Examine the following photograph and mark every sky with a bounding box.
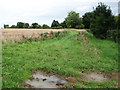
[0,0,119,28]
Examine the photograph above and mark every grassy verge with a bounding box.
[2,30,118,88]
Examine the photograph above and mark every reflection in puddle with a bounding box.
[25,72,67,88]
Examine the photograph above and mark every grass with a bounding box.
[2,30,118,88]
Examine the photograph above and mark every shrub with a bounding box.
[75,25,81,29]
[51,26,63,29]
[80,24,85,29]
[107,30,120,43]
[75,24,85,29]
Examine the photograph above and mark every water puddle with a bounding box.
[24,72,67,88]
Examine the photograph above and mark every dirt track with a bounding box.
[0,29,86,41]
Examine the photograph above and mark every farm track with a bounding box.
[0,29,86,42]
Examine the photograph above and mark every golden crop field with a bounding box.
[1,29,85,42]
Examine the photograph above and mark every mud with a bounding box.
[24,72,67,88]
[84,72,108,82]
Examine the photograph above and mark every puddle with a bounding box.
[84,72,108,82]
[24,72,67,88]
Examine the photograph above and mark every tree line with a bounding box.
[4,2,120,40]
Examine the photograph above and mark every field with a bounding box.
[1,29,85,42]
[2,29,118,88]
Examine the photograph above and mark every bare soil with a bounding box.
[84,72,108,82]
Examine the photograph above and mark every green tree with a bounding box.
[4,24,9,28]
[90,2,115,39]
[24,23,29,28]
[31,23,40,28]
[60,21,67,28]
[42,24,50,29]
[10,25,17,28]
[82,12,94,29]
[65,11,82,28]
[17,22,24,28]
[51,20,60,27]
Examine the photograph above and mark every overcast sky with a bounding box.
[0,0,119,28]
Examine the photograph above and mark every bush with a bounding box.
[75,25,81,29]
[42,24,50,29]
[51,26,63,29]
[86,29,91,33]
[80,24,85,29]
[75,24,85,29]
[107,30,120,43]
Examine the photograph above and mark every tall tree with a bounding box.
[65,11,82,28]
[24,23,29,28]
[82,12,94,29]
[17,22,24,28]
[31,23,40,28]
[90,2,115,39]
[60,21,67,28]
[51,20,60,27]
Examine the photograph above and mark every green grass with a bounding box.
[2,30,118,88]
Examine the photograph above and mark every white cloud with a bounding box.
[0,0,119,28]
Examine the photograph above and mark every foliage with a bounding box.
[90,2,115,39]
[10,25,18,28]
[60,21,67,28]
[31,23,41,29]
[4,24,9,28]
[24,23,29,28]
[51,26,63,29]
[107,30,119,42]
[75,25,81,29]
[75,24,85,29]
[117,14,120,29]
[65,11,82,28]
[51,20,60,27]
[17,22,25,28]
[42,24,50,29]
[82,12,94,29]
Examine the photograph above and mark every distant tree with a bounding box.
[17,22,24,28]
[90,2,115,39]
[38,25,41,28]
[42,24,50,29]
[10,25,17,28]
[4,24,9,28]
[82,12,94,29]
[31,23,40,28]
[51,20,60,27]
[60,21,67,28]
[65,11,82,28]
[24,23,29,28]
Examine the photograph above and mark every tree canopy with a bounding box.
[31,23,41,28]
[17,22,24,28]
[42,24,50,29]
[65,11,82,28]
[82,12,93,29]
[51,20,60,27]
[90,2,115,39]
